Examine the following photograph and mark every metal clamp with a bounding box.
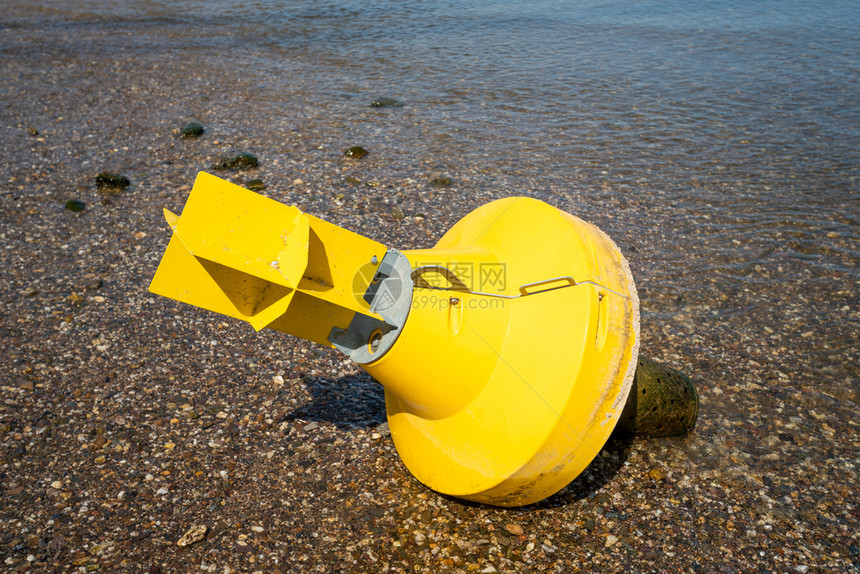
[328,250,414,364]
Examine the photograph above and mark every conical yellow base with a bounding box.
[365,197,640,506]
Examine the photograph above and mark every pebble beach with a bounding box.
[1,1,857,572]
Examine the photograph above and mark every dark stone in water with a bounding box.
[344,146,368,158]
[430,175,452,187]
[95,172,130,189]
[231,153,259,169]
[615,356,699,437]
[370,97,404,108]
[65,200,86,212]
[212,153,259,170]
[180,122,204,138]
[246,179,266,191]
[345,176,361,185]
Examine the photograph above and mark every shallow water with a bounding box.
[4,0,857,397]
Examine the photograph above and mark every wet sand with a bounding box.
[1,5,858,573]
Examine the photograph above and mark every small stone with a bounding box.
[391,208,405,220]
[164,442,176,450]
[370,97,404,108]
[95,172,130,189]
[344,146,368,158]
[176,525,208,547]
[246,179,266,191]
[28,127,39,136]
[303,422,319,431]
[605,534,618,547]
[648,468,665,481]
[47,535,66,553]
[133,530,153,542]
[204,404,224,416]
[212,153,258,170]
[430,175,452,187]
[504,523,524,536]
[51,480,63,489]
[94,455,106,464]
[250,526,264,533]
[234,153,259,168]
[345,176,361,185]
[65,200,86,212]
[272,375,284,386]
[89,540,114,556]
[180,122,204,138]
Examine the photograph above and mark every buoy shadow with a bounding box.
[284,372,387,430]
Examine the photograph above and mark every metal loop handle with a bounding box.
[518,276,577,296]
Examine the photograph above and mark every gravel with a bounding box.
[0,5,856,573]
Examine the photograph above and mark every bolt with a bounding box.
[369,332,383,352]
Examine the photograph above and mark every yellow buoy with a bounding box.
[150,172,639,506]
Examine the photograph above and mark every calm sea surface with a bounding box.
[4,0,859,393]
[14,0,859,187]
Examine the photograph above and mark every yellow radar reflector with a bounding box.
[149,172,639,506]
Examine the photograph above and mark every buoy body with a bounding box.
[150,173,640,506]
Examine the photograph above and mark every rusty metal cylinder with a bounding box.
[616,355,699,437]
